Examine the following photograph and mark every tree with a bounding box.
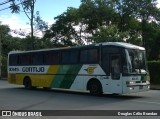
[0,23,23,77]
[44,7,81,46]
[44,0,160,59]
[9,0,36,48]
[78,0,119,43]
[34,11,48,36]
[93,24,129,43]
[0,24,9,77]
[44,0,118,45]
[120,0,159,47]
[142,22,160,60]
[130,0,160,55]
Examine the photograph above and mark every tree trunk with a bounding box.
[31,0,34,49]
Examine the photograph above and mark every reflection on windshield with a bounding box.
[126,49,147,74]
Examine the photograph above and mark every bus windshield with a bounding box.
[126,49,147,74]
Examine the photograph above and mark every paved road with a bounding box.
[0,80,160,119]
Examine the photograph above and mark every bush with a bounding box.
[148,61,160,84]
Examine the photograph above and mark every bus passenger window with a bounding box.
[80,48,98,63]
[32,54,43,65]
[45,52,59,65]
[111,55,120,79]
[70,51,79,64]
[62,51,70,64]
[88,49,98,63]
[80,50,88,63]
[9,54,19,65]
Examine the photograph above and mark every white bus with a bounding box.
[8,42,150,95]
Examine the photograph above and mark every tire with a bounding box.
[88,80,102,95]
[23,77,32,89]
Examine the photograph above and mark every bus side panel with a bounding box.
[18,65,60,87]
[70,64,108,92]
[8,73,17,84]
[29,74,54,87]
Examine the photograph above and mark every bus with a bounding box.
[8,42,150,95]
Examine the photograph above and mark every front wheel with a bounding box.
[88,80,102,95]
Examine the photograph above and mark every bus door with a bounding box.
[110,54,123,94]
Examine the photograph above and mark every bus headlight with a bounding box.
[146,81,150,84]
[129,87,134,90]
[126,81,134,85]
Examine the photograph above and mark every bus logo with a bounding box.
[85,67,96,74]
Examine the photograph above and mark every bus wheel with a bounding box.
[23,77,32,89]
[88,80,102,95]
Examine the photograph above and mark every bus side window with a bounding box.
[80,50,88,63]
[70,51,79,64]
[32,53,43,65]
[9,54,19,66]
[61,51,79,64]
[62,51,70,64]
[44,52,60,65]
[88,49,98,63]
[80,48,98,64]
[52,53,60,64]
[111,55,120,79]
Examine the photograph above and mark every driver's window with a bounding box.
[111,55,120,79]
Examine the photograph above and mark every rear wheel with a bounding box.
[88,80,102,95]
[23,77,32,89]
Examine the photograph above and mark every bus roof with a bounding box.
[100,42,145,50]
[8,42,145,54]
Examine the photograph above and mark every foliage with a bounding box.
[9,0,36,40]
[93,24,129,43]
[0,23,54,77]
[0,24,22,77]
[143,22,160,60]
[34,11,48,35]
[44,0,160,51]
[21,36,55,50]
[1,56,7,77]
[9,0,49,49]
[148,61,160,84]
[44,7,81,46]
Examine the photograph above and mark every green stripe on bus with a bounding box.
[59,65,82,89]
[51,65,70,88]
[51,65,82,89]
